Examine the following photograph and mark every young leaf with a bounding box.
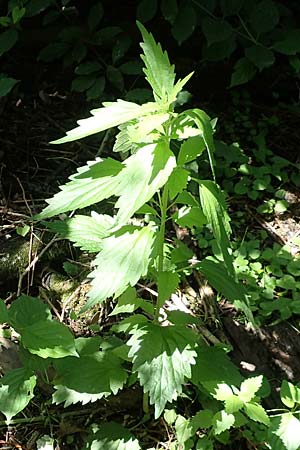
[199,181,234,275]
[127,323,197,418]
[243,402,270,426]
[212,410,235,435]
[114,142,176,226]
[51,100,152,144]
[83,422,141,450]
[273,413,300,450]
[36,158,123,219]
[280,380,300,408]
[53,351,127,406]
[137,21,175,102]
[85,225,156,310]
[21,320,78,359]
[198,257,254,323]
[47,213,115,252]
[0,368,36,423]
[239,375,263,403]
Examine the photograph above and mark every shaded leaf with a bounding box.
[245,46,275,71]
[128,323,197,417]
[202,18,233,46]
[274,29,300,55]
[157,271,179,309]
[167,167,189,199]
[0,299,9,323]
[249,0,279,34]
[0,29,18,56]
[171,4,197,45]
[178,135,206,166]
[88,2,104,31]
[0,77,19,96]
[0,368,36,423]
[83,422,141,450]
[161,0,178,23]
[220,0,244,16]
[106,65,124,91]
[8,295,51,331]
[230,57,257,87]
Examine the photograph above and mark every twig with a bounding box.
[17,235,62,296]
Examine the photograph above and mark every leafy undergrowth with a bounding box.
[1,22,300,450]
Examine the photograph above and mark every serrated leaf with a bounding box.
[214,383,234,401]
[239,375,263,403]
[280,380,300,408]
[198,257,254,323]
[168,167,189,199]
[212,410,235,435]
[274,29,300,55]
[85,225,155,310]
[51,100,150,144]
[199,181,234,275]
[8,295,51,331]
[137,21,175,102]
[21,320,77,359]
[109,287,153,316]
[196,436,214,450]
[136,0,157,23]
[244,402,270,426]
[230,57,257,88]
[0,368,36,423]
[245,46,275,71]
[114,142,176,225]
[0,29,18,56]
[157,271,179,310]
[274,413,300,450]
[225,395,244,413]
[171,4,197,44]
[178,135,206,166]
[249,0,279,34]
[111,314,149,333]
[126,112,169,143]
[47,213,114,252]
[202,18,233,46]
[36,158,123,219]
[127,323,197,418]
[84,422,141,450]
[174,206,206,228]
[53,351,127,406]
[191,410,214,430]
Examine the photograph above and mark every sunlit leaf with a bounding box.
[83,422,141,450]
[212,410,235,435]
[273,413,300,450]
[244,402,270,426]
[239,376,263,403]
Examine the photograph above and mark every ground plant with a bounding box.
[1,21,300,450]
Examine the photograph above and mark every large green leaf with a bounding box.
[51,100,150,144]
[0,368,36,423]
[199,181,234,275]
[36,158,123,219]
[114,142,176,226]
[273,413,300,450]
[53,351,127,406]
[8,295,51,331]
[85,225,156,310]
[137,21,175,102]
[83,422,141,450]
[202,17,233,47]
[47,213,115,252]
[198,257,254,323]
[127,323,198,418]
[21,320,78,359]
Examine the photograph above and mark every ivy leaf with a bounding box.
[47,213,115,252]
[83,422,141,450]
[167,167,189,199]
[137,21,175,102]
[202,18,233,47]
[127,323,198,418]
[245,46,275,71]
[85,225,155,311]
[199,181,234,275]
[212,410,235,435]
[36,158,123,219]
[51,100,152,144]
[178,135,206,166]
[239,375,263,403]
[53,351,127,406]
[0,368,36,423]
[8,295,51,331]
[198,257,254,323]
[21,320,78,359]
[243,402,270,426]
[230,57,257,88]
[114,142,176,226]
[273,413,300,450]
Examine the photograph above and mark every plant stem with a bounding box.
[154,184,169,321]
